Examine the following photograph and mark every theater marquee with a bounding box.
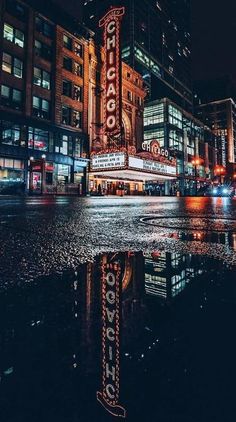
[91,152,126,170]
[99,7,125,136]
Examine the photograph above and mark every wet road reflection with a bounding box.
[0,251,236,422]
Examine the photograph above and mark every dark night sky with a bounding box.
[53,0,236,83]
[191,0,236,82]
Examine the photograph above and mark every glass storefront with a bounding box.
[0,157,25,194]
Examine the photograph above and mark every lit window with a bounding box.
[28,127,49,151]
[74,62,83,77]
[1,85,10,98]
[74,85,82,101]
[3,23,24,47]
[72,110,82,128]
[32,96,50,119]
[2,53,23,78]
[33,67,50,89]
[2,52,11,74]
[74,42,83,57]
[144,103,164,126]
[2,123,20,146]
[55,135,69,155]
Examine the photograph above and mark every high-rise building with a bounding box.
[0,0,91,194]
[144,98,217,195]
[194,77,236,177]
[196,98,236,174]
[83,0,193,110]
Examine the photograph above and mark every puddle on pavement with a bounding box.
[0,251,236,422]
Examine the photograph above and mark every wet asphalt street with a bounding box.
[0,195,236,285]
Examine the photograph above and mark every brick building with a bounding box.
[88,39,151,195]
[0,0,91,194]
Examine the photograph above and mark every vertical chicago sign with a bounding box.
[97,254,126,418]
[99,7,125,139]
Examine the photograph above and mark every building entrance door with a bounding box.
[31,172,42,194]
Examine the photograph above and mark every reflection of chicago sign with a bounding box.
[97,254,126,418]
[99,7,125,136]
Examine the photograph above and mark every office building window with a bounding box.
[3,23,24,48]
[1,122,21,146]
[61,106,71,125]
[2,53,23,78]
[74,62,83,77]
[34,39,52,61]
[28,127,49,151]
[63,56,72,72]
[35,16,53,38]
[6,0,26,20]
[32,96,50,119]
[168,105,182,129]
[74,85,82,101]
[62,80,72,97]
[144,129,164,146]
[1,85,22,110]
[33,67,50,90]
[74,137,81,158]
[72,110,82,128]
[63,34,72,50]
[144,103,164,126]
[74,42,83,57]
[55,135,68,155]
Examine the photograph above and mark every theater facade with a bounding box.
[88,7,177,196]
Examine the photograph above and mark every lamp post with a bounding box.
[191,157,200,196]
[41,154,46,195]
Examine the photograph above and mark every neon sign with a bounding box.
[142,140,174,162]
[97,254,126,418]
[99,7,125,137]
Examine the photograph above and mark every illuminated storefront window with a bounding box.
[2,123,21,146]
[0,157,24,184]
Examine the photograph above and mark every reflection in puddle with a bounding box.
[0,252,236,421]
[168,230,236,249]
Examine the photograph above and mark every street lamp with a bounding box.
[191,157,200,196]
[214,165,226,184]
